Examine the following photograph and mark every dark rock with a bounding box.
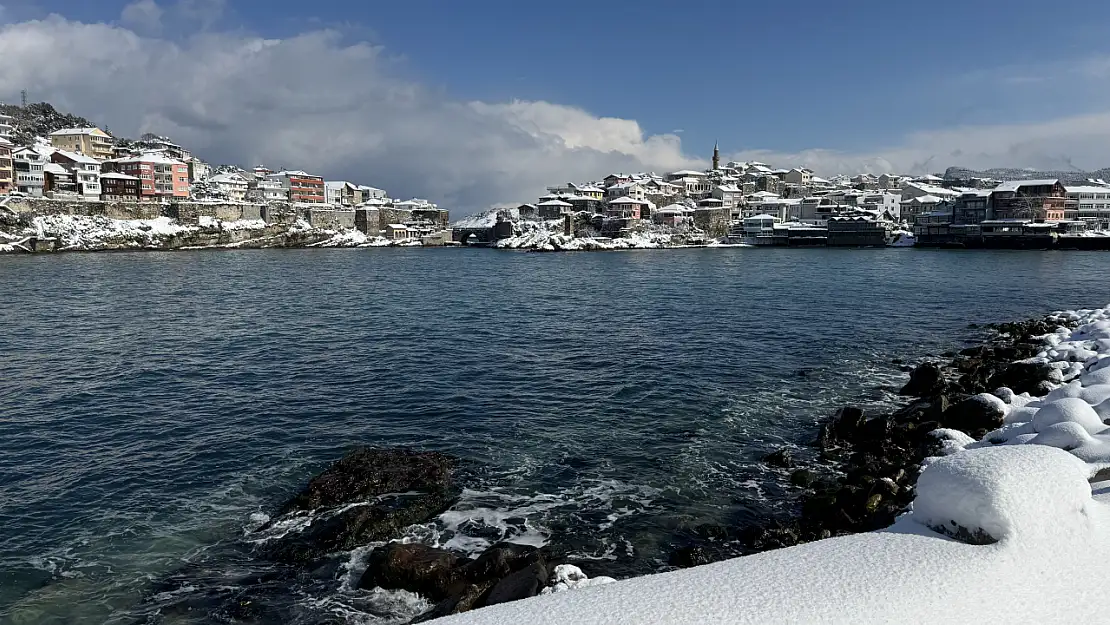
[413,581,497,622]
[941,395,1006,437]
[458,543,541,583]
[261,448,459,564]
[899,362,945,396]
[484,561,548,606]
[762,447,795,468]
[358,543,462,600]
[790,469,817,488]
[277,447,456,515]
[668,545,710,568]
[988,361,1055,396]
[265,490,457,564]
[817,406,866,449]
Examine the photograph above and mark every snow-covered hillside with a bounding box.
[433,305,1110,624]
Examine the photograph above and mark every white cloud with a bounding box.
[0,15,702,214]
[120,0,163,35]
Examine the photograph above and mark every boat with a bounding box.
[887,230,916,247]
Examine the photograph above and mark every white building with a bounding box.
[1066,185,1110,226]
[209,171,250,201]
[248,174,287,202]
[51,149,102,200]
[901,182,959,201]
[783,168,813,185]
[0,108,13,141]
[325,180,359,207]
[711,184,743,211]
[12,146,46,196]
[359,185,388,202]
[605,181,647,201]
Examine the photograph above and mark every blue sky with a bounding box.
[3,0,1110,210]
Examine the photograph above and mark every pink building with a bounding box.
[105,153,190,200]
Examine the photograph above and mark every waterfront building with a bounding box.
[48,127,114,160]
[325,180,359,207]
[989,180,1066,221]
[605,196,647,220]
[0,138,12,194]
[267,170,325,203]
[537,199,573,219]
[1065,185,1110,228]
[104,153,189,200]
[99,172,143,200]
[43,162,79,196]
[12,146,46,196]
[52,150,102,200]
[952,191,991,225]
[209,172,250,201]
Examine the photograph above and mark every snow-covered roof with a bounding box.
[386,223,408,229]
[669,169,707,177]
[1066,186,1110,194]
[538,199,573,207]
[811,176,830,184]
[113,152,184,165]
[993,179,1060,192]
[53,149,99,164]
[210,172,248,184]
[715,184,741,192]
[749,191,781,198]
[49,127,108,137]
[100,172,139,180]
[42,163,68,175]
[914,174,944,181]
[325,180,356,190]
[577,185,604,193]
[745,213,777,220]
[608,197,646,205]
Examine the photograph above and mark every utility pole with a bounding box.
[21,90,27,107]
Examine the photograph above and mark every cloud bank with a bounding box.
[1,3,1108,212]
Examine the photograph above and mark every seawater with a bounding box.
[2,247,1108,623]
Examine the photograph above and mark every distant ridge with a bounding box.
[0,102,99,147]
[943,165,1110,185]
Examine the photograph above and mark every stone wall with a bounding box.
[694,207,730,237]
[412,208,450,229]
[3,197,162,220]
[355,208,381,235]
[307,208,356,230]
[167,201,264,224]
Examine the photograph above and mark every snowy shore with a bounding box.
[0,213,423,253]
[430,305,1110,624]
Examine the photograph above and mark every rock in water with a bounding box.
[277,447,455,514]
[484,561,549,606]
[260,447,458,564]
[899,363,945,397]
[359,543,462,601]
[988,361,1056,395]
[762,447,794,468]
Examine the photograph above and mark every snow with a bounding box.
[21,214,196,249]
[431,304,1110,625]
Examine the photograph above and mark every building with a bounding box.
[0,138,12,194]
[0,108,12,142]
[386,223,414,240]
[248,175,287,202]
[359,185,388,203]
[783,168,813,185]
[606,181,648,201]
[99,172,143,201]
[606,196,647,219]
[48,127,114,160]
[135,133,191,161]
[537,199,573,219]
[52,150,102,200]
[325,181,359,207]
[43,162,79,196]
[1065,185,1110,227]
[187,158,210,183]
[268,170,325,203]
[899,195,944,221]
[104,153,190,200]
[209,171,250,201]
[711,184,743,211]
[901,182,959,201]
[952,191,991,225]
[989,180,1067,221]
[12,147,46,196]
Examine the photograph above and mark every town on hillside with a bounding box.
[473,142,1110,249]
[0,105,450,243]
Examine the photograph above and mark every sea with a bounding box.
[2,247,1108,624]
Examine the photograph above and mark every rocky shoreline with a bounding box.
[668,314,1072,564]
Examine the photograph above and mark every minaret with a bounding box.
[712,140,720,171]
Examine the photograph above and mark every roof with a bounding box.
[43,163,68,175]
[386,223,408,229]
[993,179,1060,192]
[113,152,185,165]
[538,199,573,207]
[608,197,646,205]
[669,169,707,177]
[210,172,248,184]
[325,180,356,190]
[1065,186,1110,194]
[715,184,741,192]
[100,172,139,180]
[53,149,99,164]
[746,214,778,220]
[49,127,108,137]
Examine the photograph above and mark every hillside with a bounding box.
[944,165,1110,185]
[0,102,101,147]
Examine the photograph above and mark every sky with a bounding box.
[2,0,1110,213]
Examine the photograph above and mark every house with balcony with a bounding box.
[989,179,1066,221]
[248,174,287,202]
[537,199,574,219]
[135,133,191,162]
[0,108,13,143]
[12,146,47,197]
[48,127,115,160]
[711,184,743,211]
[606,181,648,201]
[899,194,945,221]
[952,190,991,225]
[358,185,388,204]
[606,196,648,220]
[268,170,325,203]
[0,138,12,194]
[103,153,189,200]
[43,163,79,197]
[209,171,250,201]
[52,150,102,200]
